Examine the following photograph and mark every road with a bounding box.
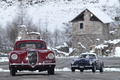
[0,57,120,80]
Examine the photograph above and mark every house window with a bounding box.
[80,23,83,29]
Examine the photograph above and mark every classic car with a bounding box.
[9,40,56,76]
[71,52,104,72]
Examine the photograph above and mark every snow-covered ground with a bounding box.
[114,47,120,57]
[55,67,120,72]
[1,67,120,72]
[0,57,9,62]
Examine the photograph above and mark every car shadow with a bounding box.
[15,72,58,76]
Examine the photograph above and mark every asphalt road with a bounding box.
[0,57,120,80]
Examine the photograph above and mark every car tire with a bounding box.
[48,67,54,75]
[71,68,75,72]
[80,69,84,72]
[92,64,96,72]
[100,64,104,72]
[10,68,16,76]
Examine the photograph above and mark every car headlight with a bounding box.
[11,54,18,60]
[89,61,92,65]
[48,53,55,59]
[71,60,74,64]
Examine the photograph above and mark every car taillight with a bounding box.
[11,54,18,60]
[48,53,55,59]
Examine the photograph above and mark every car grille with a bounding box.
[78,63,89,66]
[28,51,37,66]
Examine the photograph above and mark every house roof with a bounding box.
[71,8,113,24]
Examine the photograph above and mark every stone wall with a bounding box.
[72,21,102,48]
[72,21,103,35]
[72,21,108,49]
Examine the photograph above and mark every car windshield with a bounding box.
[79,54,96,59]
[17,42,45,49]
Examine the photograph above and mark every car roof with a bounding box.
[16,39,45,43]
[81,52,96,55]
[14,39,47,50]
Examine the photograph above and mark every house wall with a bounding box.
[72,21,109,50]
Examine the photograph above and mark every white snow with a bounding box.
[71,7,113,23]
[87,7,113,23]
[0,57,9,62]
[56,67,120,72]
[105,39,120,44]
[95,44,108,49]
[114,47,120,57]
[56,42,68,49]
[1,67,120,72]
[0,0,118,31]
[78,42,86,49]
[104,68,120,72]
[0,68,9,72]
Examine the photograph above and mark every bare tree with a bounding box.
[6,21,19,45]
[62,23,72,47]
[52,28,60,47]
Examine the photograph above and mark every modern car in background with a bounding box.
[71,52,104,72]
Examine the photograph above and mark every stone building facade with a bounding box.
[71,8,113,51]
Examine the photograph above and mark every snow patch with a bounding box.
[0,57,9,62]
[114,47,120,57]
[1,68,120,72]
[0,68,9,72]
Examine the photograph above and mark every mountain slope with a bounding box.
[0,0,119,31]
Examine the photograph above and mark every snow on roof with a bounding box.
[86,8,113,23]
[71,7,113,24]
[104,39,120,44]
[56,43,68,49]
[27,32,40,35]
[95,44,108,49]
[78,42,86,49]
[81,52,96,55]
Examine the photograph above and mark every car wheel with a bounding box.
[10,68,16,76]
[80,69,84,72]
[48,67,54,75]
[92,65,96,72]
[100,64,104,72]
[71,68,75,72]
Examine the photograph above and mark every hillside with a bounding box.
[0,0,119,31]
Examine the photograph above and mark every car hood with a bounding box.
[12,49,51,54]
[73,58,95,64]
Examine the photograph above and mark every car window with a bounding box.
[79,54,96,59]
[17,42,45,49]
[89,54,96,59]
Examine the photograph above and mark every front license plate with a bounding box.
[72,65,78,67]
[80,66,84,68]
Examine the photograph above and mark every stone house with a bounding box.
[71,8,113,51]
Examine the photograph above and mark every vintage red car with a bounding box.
[9,40,56,76]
